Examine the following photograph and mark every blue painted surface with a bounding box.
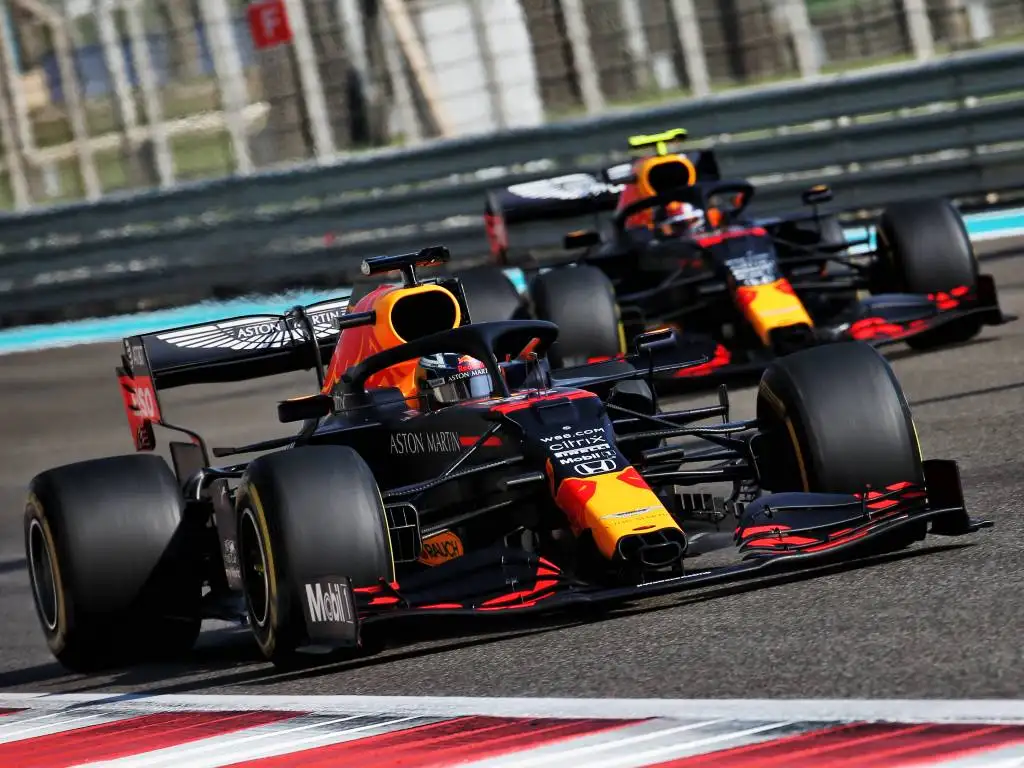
[2,207,1022,356]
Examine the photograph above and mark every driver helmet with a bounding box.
[655,201,705,238]
[415,353,491,409]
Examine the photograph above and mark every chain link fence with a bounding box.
[1,0,1022,210]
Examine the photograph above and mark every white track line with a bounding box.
[462,719,801,768]
[73,713,435,768]
[0,708,142,744]
[2,694,1024,725]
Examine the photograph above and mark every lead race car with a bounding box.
[25,246,992,671]
[461,128,1014,378]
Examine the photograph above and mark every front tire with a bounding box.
[236,445,393,667]
[876,198,981,350]
[756,342,926,549]
[528,266,625,368]
[25,454,202,672]
[757,341,923,494]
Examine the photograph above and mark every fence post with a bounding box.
[617,0,653,91]
[281,0,336,160]
[0,4,34,159]
[45,6,102,199]
[124,0,177,188]
[379,6,421,144]
[669,0,711,97]
[902,0,936,60]
[379,0,456,137]
[780,0,820,78]
[199,0,255,175]
[560,0,605,114]
[466,0,506,131]
[0,39,30,208]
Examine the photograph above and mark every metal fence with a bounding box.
[2,44,1023,327]
[2,0,1024,209]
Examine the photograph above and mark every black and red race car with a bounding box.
[24,247,991,671]
[457,128,1013,381]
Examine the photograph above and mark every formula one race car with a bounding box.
[24,246,992,672]
[460,128,1013,379]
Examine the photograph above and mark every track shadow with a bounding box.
[910,380,1024,408]
[0,559,26,576]
[601,542,974,624]
[2,540,978,698]
[883,335,997,363]
[14,619,582,702]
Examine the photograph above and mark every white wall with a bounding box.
[412,0,545,136]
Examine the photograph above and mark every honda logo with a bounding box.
[574,459,617,476]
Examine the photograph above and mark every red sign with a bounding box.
[248,0,293,49]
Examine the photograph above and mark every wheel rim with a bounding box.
[27,519,59,632]
[239,508,270,629]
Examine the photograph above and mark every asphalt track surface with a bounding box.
[2,239,1023,700]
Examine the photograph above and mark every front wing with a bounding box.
[611,273,1016,388]
[302,460,991,648]
[829,273,1015,348]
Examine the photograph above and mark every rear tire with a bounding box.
[236,445,393,667]
[756,342,926,550]
[528,266,625,368]
[25,454,202,672]
[876,198,981,350]
[453,266,523,323]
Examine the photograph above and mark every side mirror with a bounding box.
[564,230,601,250]
[633,326,676,357]
[278,393,333,423]
[802,184,833,206]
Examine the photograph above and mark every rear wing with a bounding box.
[116,296,351,453]
[485,151,722,266]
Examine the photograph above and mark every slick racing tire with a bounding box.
[453,265,523,323]
[756,342,926,550]
[236,445,394,667]
[876,198,981,350]
[25,454,202,673]
[528,265,626,368]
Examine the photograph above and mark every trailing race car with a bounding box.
[461,128,1013,378]
[24,246,991,672]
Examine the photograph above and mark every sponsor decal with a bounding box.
[725,251,781,287]
[574,458,618,476]
[134,383,159,422]
[507,174,622,201]
[600,506,662,520]
[125,340,147,371]
[390,431,462,455]
[156,299,348,351]
[541,427,618,468]
[418,530,464,567]
[300,577,358,645]
[301,581,354,626]
[560,449,618,466]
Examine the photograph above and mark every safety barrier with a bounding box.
[2,46,1024,326]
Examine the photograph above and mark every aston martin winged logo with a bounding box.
[156,298,350,351]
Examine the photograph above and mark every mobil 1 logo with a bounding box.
[540,425,620,469]
[300,576,358,645]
